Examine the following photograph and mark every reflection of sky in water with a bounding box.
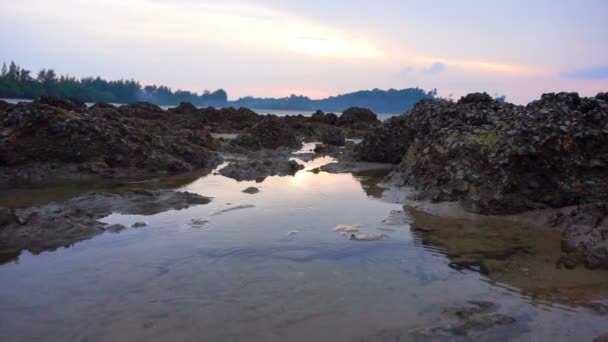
[1,157,608,341]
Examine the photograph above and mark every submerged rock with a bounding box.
[0,190,211,255]
[409,301,516,338]
[349,232,385,241]
[381,210,410,225]
[551,203,608,269]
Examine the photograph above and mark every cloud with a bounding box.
[0,0,383,60]
[422,62,446,75]
[560,66,608,79]
[401,61,447,77]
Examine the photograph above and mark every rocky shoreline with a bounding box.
[1,92,608,270]
[358,92,608,268]
[0,190,211,262]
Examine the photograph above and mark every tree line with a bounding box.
[0,61,228,106]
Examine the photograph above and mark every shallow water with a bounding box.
[1,152,607,341]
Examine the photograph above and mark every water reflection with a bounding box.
[1,156,608,341]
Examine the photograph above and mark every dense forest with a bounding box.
[229,88,437,113]
[1,61,439,112]
[0,61,227,106]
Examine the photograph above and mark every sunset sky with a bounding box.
[1,0,607,103]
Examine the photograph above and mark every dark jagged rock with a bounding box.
[457,92,496,104]
[236,115,301,150]
[89,102,116,111]
[337,107,379,126]
[169,101,198,114]
[0,99,219,184]
[199,106,260,131]
[0,99,13,113]
[34,95,88,113]
[325,112,338,125]
[311,110,326,122]
[118,101,165,119]
[320,126,345,146]
[311,110,338,125]
[357,115,412,163]
[373,92,608,215]
[0,190,211,256]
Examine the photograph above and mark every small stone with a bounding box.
[131,222,148,228]
[105,224,126,233]
[242,187,260,194]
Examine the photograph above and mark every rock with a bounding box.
[409,301,516,338]
[333,224,360,232]
[357,115,413,163]
[457,92,495,104]
[372,92,608,215]
[118,101,165,119]
[0,207,14,226]
[105,224,126,233]
[0,190,211,254]
[349,232,385,241]
[219,160,303,182]
[242,187,260,194]
[595,333,608,342]
[308,110,338,125]
[337,107,379,127]
[551,203,608,268]
[170,102,198,114]
[236,115,301,150]
[34,95,87,112]
[131,222,148,228]
[0,97,220,184]
[199,106,260,131]
[188,219,209,227]
[320,126,346,146]
[381,210,410,225]
[586,302,608,316]
[309,162,394,174]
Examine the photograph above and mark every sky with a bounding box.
[1,0,607,103]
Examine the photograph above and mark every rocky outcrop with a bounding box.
[199,106,260,131]
[373,92,608,215]
[337,107,379,127]
[0,190,211,256]
[357,115,412,163]
[311,110,338,125]
[236,115,301,150]
[169,101,198,114]
[0,97,220,184]
[34,95,88,112]
[320,126,346,146]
